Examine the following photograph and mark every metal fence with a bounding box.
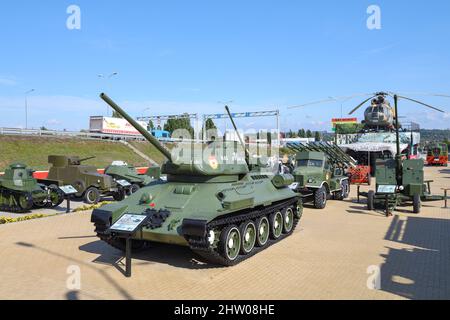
[0,127,148,141]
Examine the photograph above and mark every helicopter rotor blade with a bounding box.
[287,93,372,109]
[396,95,445,113]
[390,92,450,98]
[348,95,377,115]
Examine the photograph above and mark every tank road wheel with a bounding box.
[413,194,421,214]
[269,211,283,239]
[283,207,295,233]
[239,221,257,254]
[219,225,241,263]
[314,186,327,209]
[367,190,375,211]
[255,216,270,247]
[84,187,100,204]
[49,185,64,207]
[18,194,33,211]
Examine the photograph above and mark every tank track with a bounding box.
[0,190,33,213]
[186,197,301,266]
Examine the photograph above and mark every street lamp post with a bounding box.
[98,72,118,116]
[24,89,35,129]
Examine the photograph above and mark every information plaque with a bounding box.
[116,179,131,187]
[377,185,397,194]
[110,214,148,234]
[59,185,78,195]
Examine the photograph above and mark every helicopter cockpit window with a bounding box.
[297,159,323,167]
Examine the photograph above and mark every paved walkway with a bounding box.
[0,166,448,300]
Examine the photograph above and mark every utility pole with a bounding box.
[98,72,118,116]
[24,89,35,129]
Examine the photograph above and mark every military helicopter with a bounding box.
[289,91,449,132]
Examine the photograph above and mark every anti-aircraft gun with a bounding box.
[0,163,64,213]
[91,93,302,266]
[38,155,127,204]
[286,142,357,209]
[357,94,446,215]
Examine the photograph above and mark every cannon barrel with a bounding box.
[79,156,96,162]
[100,93,172,161]
[225,105,250,166]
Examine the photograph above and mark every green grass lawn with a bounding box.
[0,136,161,171]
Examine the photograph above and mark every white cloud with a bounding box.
[0,77,17,86]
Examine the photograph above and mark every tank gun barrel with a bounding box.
[79,156,96,162]
[225,105,250,167]
[100,93,172,162]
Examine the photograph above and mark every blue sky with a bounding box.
[1,0,450,131]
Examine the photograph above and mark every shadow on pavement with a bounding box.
[380,215,450,299]
[79,240,221,270]
[15,241,134,300]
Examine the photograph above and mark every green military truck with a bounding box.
[287,142,356,209]
[38,155,127,204]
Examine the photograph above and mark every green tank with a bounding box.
[91,94,303,266]
[104,161,161,194]
[0,163,64,213]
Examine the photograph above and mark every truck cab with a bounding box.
[290,151,349,209]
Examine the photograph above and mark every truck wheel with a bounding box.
[130,184,140,194]
[84,187,100,204]
[314,186,327,209]
[367,190,375,210]
[113,191,125,201]
[413,194,421,214]
[342,180,350,199]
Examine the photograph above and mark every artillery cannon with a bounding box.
[91,93,302,266]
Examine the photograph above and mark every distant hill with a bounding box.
[420,129,450,144]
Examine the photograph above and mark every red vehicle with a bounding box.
[426,143,448,166]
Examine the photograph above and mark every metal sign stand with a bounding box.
[58,185,78,213]
[108,214,149,278]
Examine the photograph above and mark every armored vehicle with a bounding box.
[104,161,161,194]
[0,163,64,213]
[286,142,356,209]
[39,156,126,204]
[92,94,302,266]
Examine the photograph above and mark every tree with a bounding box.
[147,120,155,131]
[298,129,306,138]
[203,118,218,140]
[335,123,364,134]
[164,115,194,138]
[306,130,312,138]
[314,131,321,141]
